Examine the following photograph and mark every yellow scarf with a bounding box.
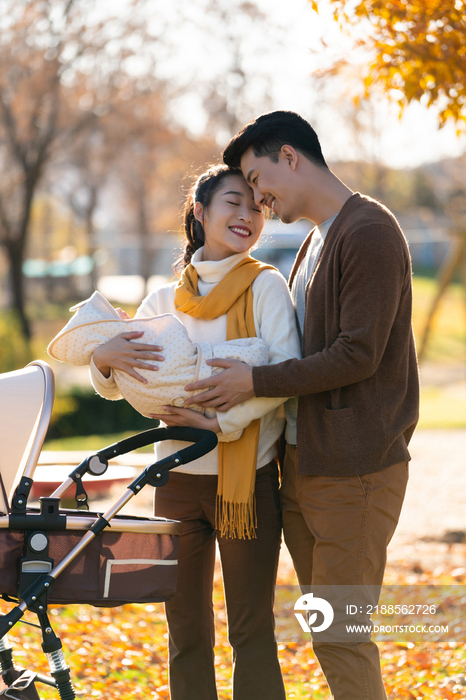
[174,256,275,538]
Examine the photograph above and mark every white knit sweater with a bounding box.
[90,249,301,474]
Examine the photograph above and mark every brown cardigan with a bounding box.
[252,193,420,476]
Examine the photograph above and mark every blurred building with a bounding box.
[395,212,453,274]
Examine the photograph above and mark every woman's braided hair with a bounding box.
[175,164,242,272]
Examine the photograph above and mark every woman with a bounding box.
[90,164,301,700]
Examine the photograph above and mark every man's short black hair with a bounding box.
[223,110,328,169]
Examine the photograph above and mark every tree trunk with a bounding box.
[137,186,153,298]
[5,239,31,341]
[85,185,98,293]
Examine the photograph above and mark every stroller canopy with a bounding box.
[0,362,53,515]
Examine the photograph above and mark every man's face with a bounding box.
[240,146,299,224]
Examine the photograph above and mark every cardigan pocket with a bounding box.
[323,406,357,460]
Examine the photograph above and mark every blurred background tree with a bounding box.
[0,0,164,340]
[321,0,466,126]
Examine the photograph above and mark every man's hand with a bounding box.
[184,359,254,412]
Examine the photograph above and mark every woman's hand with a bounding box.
[93,331,164,383]
[150,406,220,433]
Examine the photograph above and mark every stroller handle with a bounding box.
[49,427,218,504]
[98,426,218,465]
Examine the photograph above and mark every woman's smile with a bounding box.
[229,225,252,237]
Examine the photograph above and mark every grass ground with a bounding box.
[43,432,155,452]
[412,277,466,428]
[411,277,466,365]
[419,386,466,428]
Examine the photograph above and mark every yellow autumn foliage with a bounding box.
[316,0,466,127]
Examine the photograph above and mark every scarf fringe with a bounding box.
[215,493,257,539]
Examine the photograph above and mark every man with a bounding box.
[185,110,420,700]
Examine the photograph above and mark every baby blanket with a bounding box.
[47,291,269,423]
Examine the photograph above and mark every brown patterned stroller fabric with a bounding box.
[0,513,180,607]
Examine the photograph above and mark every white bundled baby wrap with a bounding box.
[47,292,269,425]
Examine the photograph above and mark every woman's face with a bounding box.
[195,174,264,261]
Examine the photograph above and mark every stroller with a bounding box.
[0,360,217,699]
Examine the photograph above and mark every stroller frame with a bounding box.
[0,360,217,699]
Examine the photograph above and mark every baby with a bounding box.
[48,291,269,420]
